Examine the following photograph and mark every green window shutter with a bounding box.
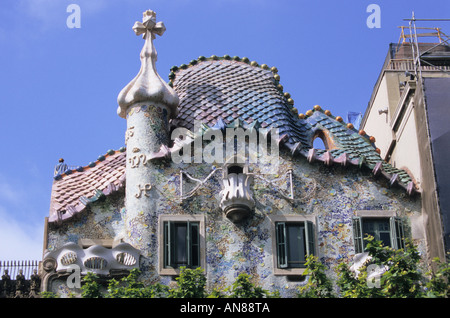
[186,222,200,268]
[164,221,174,268]
[352,217,364,253]
[276,222,288,268]
[305,221,315,256]
[192,223,201,267]
[186,221,191,267]
[390,216,405,250]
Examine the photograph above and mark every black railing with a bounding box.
[0,260,41,298]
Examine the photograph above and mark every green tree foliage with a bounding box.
[335,235,449,298]
[74,238,448,298]
[425,257,450,298]
[380,239,423,297]
[107,268,169,298]
[297,255,335,298]
[81,271,102,298]
[79,267,279,298]
[227,272,279,298]
[41,291,59,298]
[168,267,207,298]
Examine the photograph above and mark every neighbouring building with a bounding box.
[3,11,435,298]
[360,25,450,263]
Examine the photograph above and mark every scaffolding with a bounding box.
[399,13,450,79]
[398,26,447,44]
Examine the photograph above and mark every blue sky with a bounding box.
[0,0,449,261]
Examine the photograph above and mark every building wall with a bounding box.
[385,72,403,117]
[390,97,422,188]
[420,77,450,256]
[361,54,450,262]
[45,148,423,297]
[45,190,126,252]
[362,75,394,160]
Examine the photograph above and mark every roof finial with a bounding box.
[132,10,166,40]
[117,10,178,119]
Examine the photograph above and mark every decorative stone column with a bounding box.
[117,10,179,257]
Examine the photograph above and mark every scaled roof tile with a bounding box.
[49,149,126,225]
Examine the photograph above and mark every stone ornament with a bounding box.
[135,183,152,198]
[0,270,11,297]
[129,153,149,168]
[117,10,179,119]
[43,242,141,276]
[29,270,41,298]
[132,10,166,39]
[14,270,25,298]
[0,266,41,298]
[219,163,255,223]
[125,126,135,144]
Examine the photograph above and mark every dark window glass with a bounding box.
[164,221,200,269]
[286,223,306,268]
[362,218,391,248]
[276,222,314,269]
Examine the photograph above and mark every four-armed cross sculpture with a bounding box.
[132,10,166,39]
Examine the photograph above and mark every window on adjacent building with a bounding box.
[352,216,405,253]
[163,221,200,269]
[275,221,315,269]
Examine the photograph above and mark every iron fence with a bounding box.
[0,260,40,298]
[0,260,39,279]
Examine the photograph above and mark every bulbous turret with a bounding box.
[117,10,178,119]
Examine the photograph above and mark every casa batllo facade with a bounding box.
[37,10,426,298]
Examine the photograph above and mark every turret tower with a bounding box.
[117,10,179,257]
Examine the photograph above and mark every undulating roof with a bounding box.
[170,55,416,193]
[48,55,417,225]
[169,56,314,148]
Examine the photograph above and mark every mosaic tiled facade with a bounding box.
[42,10,426,297]
[45,147,423,297]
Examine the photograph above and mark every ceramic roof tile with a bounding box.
[169,56,417,195]
[49,149,126,224]
[170,58,301,144]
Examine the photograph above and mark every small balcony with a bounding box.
[219,164,255,223]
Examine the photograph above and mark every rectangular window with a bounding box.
[352,216,405,253]
[363,218,391,247]
[275,221,315,269]
[163,221,200,269]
